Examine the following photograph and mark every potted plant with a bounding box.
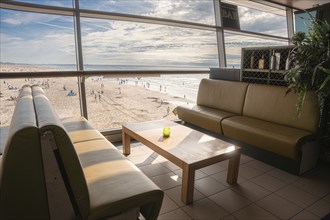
[285,13,330,162]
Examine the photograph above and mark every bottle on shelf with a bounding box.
[270,50,276,70]
[250,52,255,69]
[285,50,291,70]
[258,54,265,69]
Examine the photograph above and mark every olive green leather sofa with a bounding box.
[176,79,320,175]
[0,85,163,220]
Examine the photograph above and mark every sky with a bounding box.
[0,0,289,69]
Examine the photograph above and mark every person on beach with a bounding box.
[94,94,97,102]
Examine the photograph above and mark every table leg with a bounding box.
[227,150,241,184]
[181,164,195,204]
[122,128,131,156]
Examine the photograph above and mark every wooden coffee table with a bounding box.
[122,120,241,204]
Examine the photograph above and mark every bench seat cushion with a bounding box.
[176,105,235,134]
[62,117,105,144]
[73,139,163,220]
[222,116,314,159]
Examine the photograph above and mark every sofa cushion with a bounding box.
[73,139,163,220]
[176,105,235,134]
[243,84,319,133]
[62,117,105,144]
[222,116,314,159]
[197,79,248,115]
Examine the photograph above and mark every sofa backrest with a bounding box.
[243,83,320,133]
[32,85,90,219]
[0,85,49,219]
[197,79,249,115]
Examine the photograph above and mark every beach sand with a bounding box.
[0,63,193,131]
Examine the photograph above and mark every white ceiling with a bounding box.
[263,0,329,10]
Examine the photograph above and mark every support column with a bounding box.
[286,8,294,45]
[214,0,226,67]
[73,0,88,119]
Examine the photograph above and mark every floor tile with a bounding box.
[127,154,155,167]
[246,160,275,172]
[174,169,207,181]
[159,194,179,215]
[211,170,247,187]
[238,164,263,180]
[239,154,254,164]
[231,180,271,202]
[275,185,318,208]
[199,163,225,175]
[256,194,302,219]
[158,208,192,219]
[293,175,330,198]
[157,160,180,171]
[267,168,299,184]
[139,163,171,177]
[233,204,279,220]
[250,173,287,191]
[182,198,228,220]
[290,210,320,220]
[194,176,228,196]
[165,186,205,207]
[151,172,181,190]
[222,215,238,220]
[209,189,251,213]
[306,198,330,218]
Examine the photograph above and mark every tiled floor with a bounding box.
[118,143,330,220]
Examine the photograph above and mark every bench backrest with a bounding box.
[32,85,90,219]
[197,79,249,115]
[243,83,320,133]
[0,85,49,219]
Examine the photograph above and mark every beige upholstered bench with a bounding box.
[0,85,163,220]
[176,79,320,175]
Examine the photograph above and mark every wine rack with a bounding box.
[240,46,294,86]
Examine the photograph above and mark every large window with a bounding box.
[0,0,291,131]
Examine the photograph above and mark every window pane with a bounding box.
[0,9,76,70]
[222,1,287,37]
[85,73,208,131]
[79,0,215,25]
[11,0,73,8]
[224,33,287,68]
[81,18,218,69]
[0,74,80,126]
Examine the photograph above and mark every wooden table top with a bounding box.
[123,120,240,167]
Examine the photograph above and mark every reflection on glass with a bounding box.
[224,33,287,68]
[79,0,215,25]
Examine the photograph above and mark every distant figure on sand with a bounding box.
[67,90,76,96]
[63,85,66,90]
